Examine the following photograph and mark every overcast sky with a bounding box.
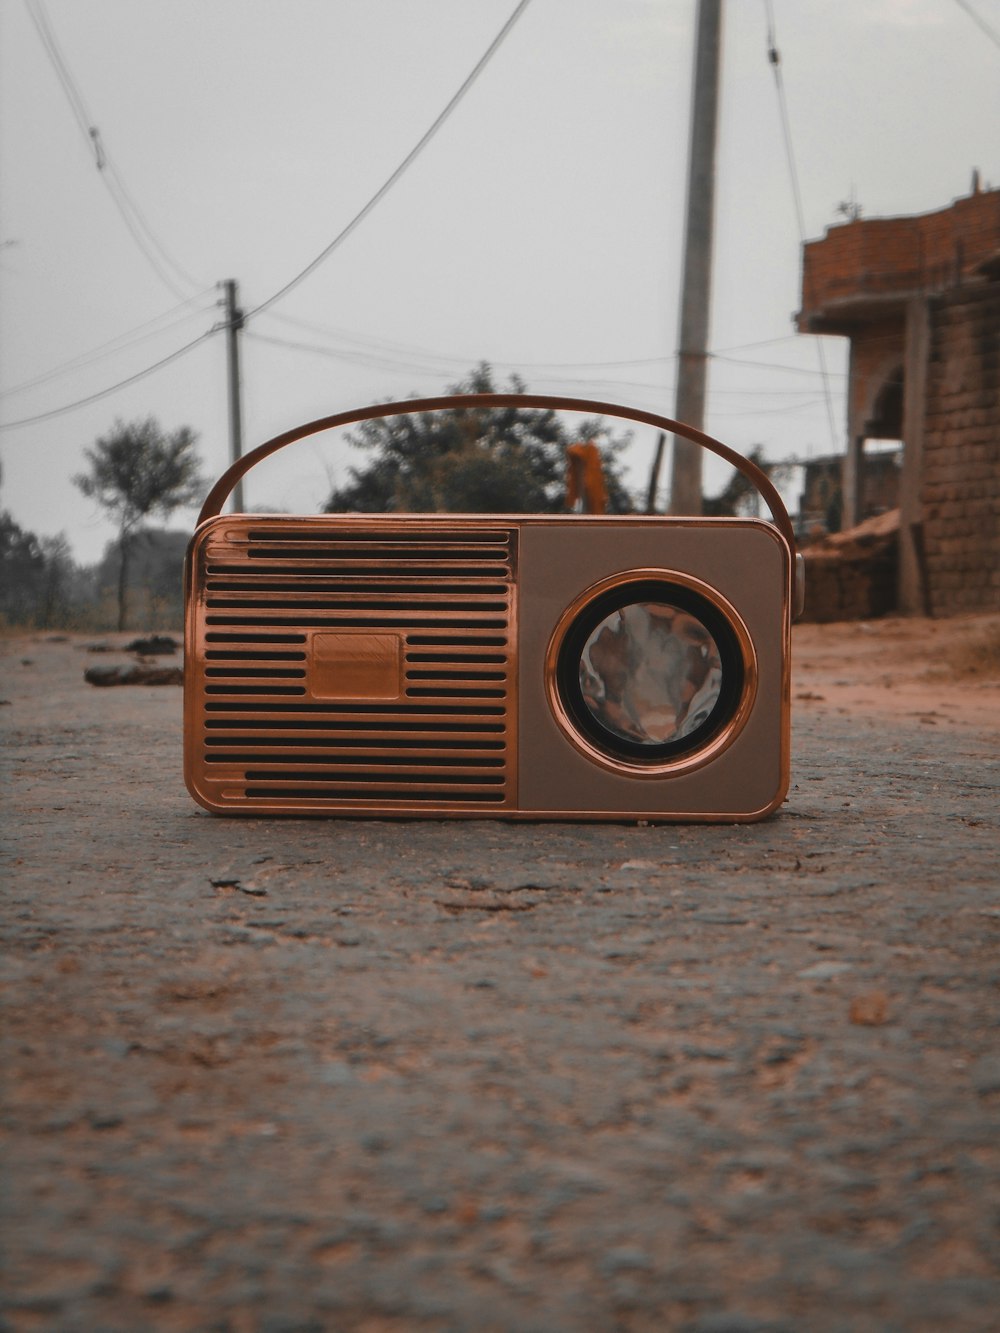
[1,0,997,564]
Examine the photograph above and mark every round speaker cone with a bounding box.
[556,580,745,764]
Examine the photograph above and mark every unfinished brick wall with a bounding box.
[921,283,1000,615]
[800,527,898,623]
[801,190,1000,315]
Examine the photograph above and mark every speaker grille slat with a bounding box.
[192,522,517,810]
[244,787,507,804]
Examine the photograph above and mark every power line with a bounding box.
[0,292,215,399]
[249,330,675,394]
[710,398,827,419]
[264,310,688,372]
[25,0,204,300]
[24,0,90,142]
[0,324,837,435]
[263,311,849,378]
[249,331,837,402]
[100,141,206,295]
[246,330,467,379]
[953,0,1000,50]
[763,0,840,451]
[246,0,535,318]
[262,309,512,373]
[255,320,681,376]
[710,352,847,378]
[711,334,800,353]
[252,326,844,384]
[0,328,219,429]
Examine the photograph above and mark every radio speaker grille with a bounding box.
[188,523,517,810]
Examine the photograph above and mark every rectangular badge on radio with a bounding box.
[310,631,403,701]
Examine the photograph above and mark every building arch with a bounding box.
[865,364,904,440]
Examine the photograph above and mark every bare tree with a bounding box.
[74,418,203,630]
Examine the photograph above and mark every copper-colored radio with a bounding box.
[184,394,803,822]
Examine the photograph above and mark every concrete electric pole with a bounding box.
[668,0,723,515]
[222,279,246,513]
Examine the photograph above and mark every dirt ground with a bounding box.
[2,614,999,1332]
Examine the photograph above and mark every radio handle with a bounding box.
[197,393,797,551]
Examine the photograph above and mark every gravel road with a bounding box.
[2,626,999,1332]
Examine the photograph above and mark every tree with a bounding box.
[74,417,203,630]
[35,535,76,628]
[0,514,77,628]
[94,528,190,627]
[0,509,46,625]
[324,364,635,515]
[703,446,795,519]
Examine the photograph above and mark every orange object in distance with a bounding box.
[566,440,608,515]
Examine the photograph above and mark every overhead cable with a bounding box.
[711,334,801,354]
[25,0,204,300]
[259,314,681,374]
[246,330,469,379]
[953,0,1000,51]
[252,327,842,385]
[711,352,847,379]
[0,328,219,430]
[0,291,215,399]
[247,0,535,318]
[763,0,839,451]
[248,332,834,400]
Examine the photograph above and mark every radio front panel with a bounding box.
[185,514,792,821]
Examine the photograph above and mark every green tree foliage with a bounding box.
[34,534,76,626]
[324,365,634,515]
[94,529,189,628]
[1,510,46,625]
[74,418,203,630]
[0,514,78,629]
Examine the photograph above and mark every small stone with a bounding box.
[84,663,182,687]
[318,1061,356,1087]
[600,1247,653,1274]
[683,1315,790,1333]
[88,1111,123,1130]
[971,1055,1000,1097]
[99,1038,133,1058]
[850,991,890,1025]
[798,961,853,980]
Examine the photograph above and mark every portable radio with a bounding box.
[184,394,802,821]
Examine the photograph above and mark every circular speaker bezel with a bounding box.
[544,569,758,778]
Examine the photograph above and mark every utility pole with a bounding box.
[645,432,666,513]
[668,0,723,515]
[222,279,246,513]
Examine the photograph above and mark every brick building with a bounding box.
[797,183,1000,615]
[798,448,901,536]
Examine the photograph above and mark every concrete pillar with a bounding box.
[842,341,865,529]
[898,298,931,613]
[668,0,723,515]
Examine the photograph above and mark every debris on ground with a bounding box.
[84,663,183,687]
[124,634,179,655]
